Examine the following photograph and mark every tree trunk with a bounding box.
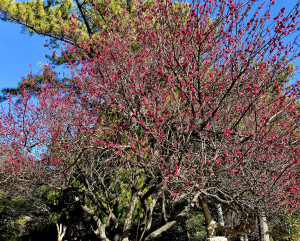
[259,214,270,241]
[121,192,138,241]
[199,199,217,237]
[216,203,225,236]
[206,237,227,241]
[217,204,225,226]
[121,173,141,241]
[78,198,110,241]
[56,223,67,241]
[199,199,252,238]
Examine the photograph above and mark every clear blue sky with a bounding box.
[0,21,49,91]
[0,1,299,94]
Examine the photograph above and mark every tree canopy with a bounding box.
[0,0,300,240]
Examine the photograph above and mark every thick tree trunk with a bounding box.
[199,199,218,237]
[217,204,225,226]
[259,214,270,241]
[216,203,225,236]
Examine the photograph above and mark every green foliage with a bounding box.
[0,0,74,36]
[0,0,139,42]
[155,212,206,241]
[106,168,147,223]
[270,212,300,241]
[0,195,49,241]
[186,214,207,241]
[41,184,97,240]
[153,201,206,241]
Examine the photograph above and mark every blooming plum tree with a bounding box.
[1,0,300,240]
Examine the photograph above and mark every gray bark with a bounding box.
[259,214,270,241]
[78,198,110,241]
[217,203,225,226]
[121,192,138,241]
[216,203,225,236]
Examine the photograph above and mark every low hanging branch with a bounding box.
[199,198,253,238]
[144,192,201,241]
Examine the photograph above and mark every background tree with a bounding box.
[0,0,188,101]
[269,212,300,241]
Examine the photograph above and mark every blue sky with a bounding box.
[0,21,49,91]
